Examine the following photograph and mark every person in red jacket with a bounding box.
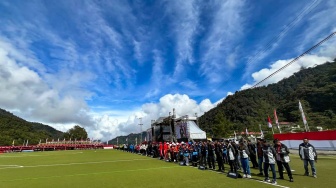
[159,142,163,160]
[164,142,168,161]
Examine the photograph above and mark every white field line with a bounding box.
[188,165,290,188]
[0,158,150,170]
[290,155,336,159]
[0,166,182,182]
[0,152,85,158]
[248,178,290,188]
[0,165,24,169]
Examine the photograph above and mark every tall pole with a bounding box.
[139,117,143,143]
[195,113,198,126]
[169,112,173,142]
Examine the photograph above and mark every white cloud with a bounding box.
[241,53,335,90]
[0,39,94,127]
[88,93,219,140]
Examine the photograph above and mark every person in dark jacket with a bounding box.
[225,140,237,173]
[207,141,215,170]
[215,142,224,172]
[231,141,240,170]
[238,141,251,178]
[274,139,293,182]
[199,142,207,169]
[222,143,228,164]
[299,138,317,178]
[261,139,277,185]
[247,140,258,168]
[256,139,264,175]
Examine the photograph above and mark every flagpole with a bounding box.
[259,124,264,138]
[299,100,310,132]
[267,116,274,134]
[274,109,282,133]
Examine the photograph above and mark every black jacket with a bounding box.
[247,143,256,156]
[274,143,290,163]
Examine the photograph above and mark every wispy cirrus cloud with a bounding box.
[164,0,200,78]
[200,0,247,83]
[242,0,322,80]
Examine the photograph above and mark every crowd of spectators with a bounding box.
[115,137,317,185]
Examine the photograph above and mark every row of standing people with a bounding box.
[117,137,317,185]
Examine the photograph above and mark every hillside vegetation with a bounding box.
[199,59,336,137]
[0,109,64,145]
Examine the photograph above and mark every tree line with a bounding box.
[0,109,88,146]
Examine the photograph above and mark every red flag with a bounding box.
[267,116,273,128]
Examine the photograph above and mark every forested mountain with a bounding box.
[198,59,336,137]
[0,109,64,145]
[109,132,147,145]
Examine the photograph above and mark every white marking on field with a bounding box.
[0,165,23,169]
[18,158,151,168]
[247,178,290,188]
[0,166,182,182]
[0,151,85,158]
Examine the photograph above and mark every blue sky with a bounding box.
[0,0,335,140]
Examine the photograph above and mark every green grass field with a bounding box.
[0,150,335,188]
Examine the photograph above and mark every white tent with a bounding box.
[187,121,206,140]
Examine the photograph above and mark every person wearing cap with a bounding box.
[261,139,277,185]
[238,141,251,178]
[274,139,293,182]
[299,138,317,178]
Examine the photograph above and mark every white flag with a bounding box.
[259,124,264,138]
[299,101,307,125]
[245,128,249,136]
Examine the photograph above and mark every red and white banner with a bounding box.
[273,130,336,150]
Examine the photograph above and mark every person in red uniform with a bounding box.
[159,142,163,160]
[163,142,168,161]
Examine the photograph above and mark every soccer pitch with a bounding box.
[0,150,335,188]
